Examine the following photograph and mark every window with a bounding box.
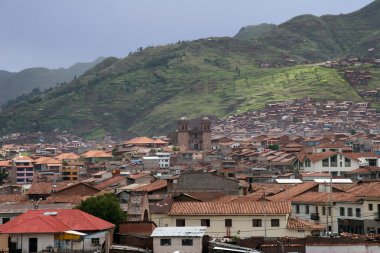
[304,159,311,167]
[348,208,353,216]
[322,206,326,216]
[369,204,373,211]
[330,155,337,167]
[160,239,171,246]
[252,219,262,227]
[295,205,300,214]
[225,219,232,227]
[91,238,100,247]
[271,219,280,227]
[328,207,331,216]
[201,219,210,227]
[356,208,361,217]
[182,239,193,246]
[345,157,351,167]
[322,158,329,167]
[2,218,10,224]
[306,205,310,214]
[340,207,345,216]
[176,219,185,227]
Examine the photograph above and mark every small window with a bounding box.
[369,204,373,211]
[271,219,280,227]
[252,219,262,227]
[322,158,329,167]
[176,219,185,227]
[356,208,361,217]
[295,205,300,214]
[2,218,10,224]
[348,208,353,216]
[345,157,351,167]
[225,219,232,227]
[182,239,193,246]
[201,219,210,227]
[160,239,171,246]
[91,238,100,247]
[340,207,345,216]
[305,205,310,214]
[322,206,326,216]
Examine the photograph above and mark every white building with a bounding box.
[156,152,170,168]
[151,226,206,253]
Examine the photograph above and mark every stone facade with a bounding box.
[175,117,211,151]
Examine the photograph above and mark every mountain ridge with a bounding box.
[0,1,379,139]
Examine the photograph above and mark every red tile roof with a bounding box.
[33,157,61,165]
[133,180,167,193]
[291,192,359,204]
[268,182,318,202]
[346,182,380,198]
[55,153,80,161]
[0,160,11,167]
[81,150,113,158]
[96,176,126,190]
[168,201,291,215]
[287,217,326,230]
[305,152,336,162]
[0,209,114,234]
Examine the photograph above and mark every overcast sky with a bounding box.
[0,0,373,72]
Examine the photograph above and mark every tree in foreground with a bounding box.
[77,193,127,232]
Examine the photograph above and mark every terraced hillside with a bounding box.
[0,0,379,139]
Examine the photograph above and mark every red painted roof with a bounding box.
[0,209,114,234]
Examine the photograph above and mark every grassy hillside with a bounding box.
[256,0,380,60]
[0,57,105,105]
[234,23,276,40]
[0,1,379,139]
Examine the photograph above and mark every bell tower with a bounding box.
[177,117,189,149]
[201,117,211,150]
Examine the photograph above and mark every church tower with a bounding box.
[201,117,211,150]
[177,117,189,149]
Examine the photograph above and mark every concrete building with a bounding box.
[11,156,34,184]
[151,226,206,253]
[156,152,170,168]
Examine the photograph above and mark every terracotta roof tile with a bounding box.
[287,217,326,230]
[0,160,11,167]
[55,153,80,161]
[133,180,167,193]
[0,194,28,203]
[81,150,113,158]
[33,157,61,165]
[268,182,318,202]
[169,201,291,215]
[291,192,359,204]
[347,182,380,198]
[96,176,126,190]
[305,152,337,162]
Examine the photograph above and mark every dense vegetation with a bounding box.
[0,0,379,139]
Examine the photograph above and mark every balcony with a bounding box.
[311,213,320,221]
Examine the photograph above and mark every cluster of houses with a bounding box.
[0,121,380,252]
[213,98,380,139]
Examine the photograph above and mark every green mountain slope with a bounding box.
[0,57,105,105]
[234,23,276,40]
[0,1,379,138]
[257,0,380,60]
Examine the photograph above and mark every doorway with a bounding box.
[29,238,37,253]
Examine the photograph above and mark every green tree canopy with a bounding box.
[77,193,126,232]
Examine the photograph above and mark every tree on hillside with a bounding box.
[0,168,8,185]
[77,193,126,232]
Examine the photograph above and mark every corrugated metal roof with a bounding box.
[151,226,206,237]
[314,179,352,184]
[275,179,303,184]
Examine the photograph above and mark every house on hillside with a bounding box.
[0,209,114,253]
